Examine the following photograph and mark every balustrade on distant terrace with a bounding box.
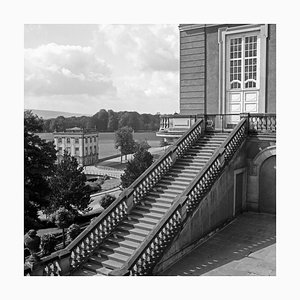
[24,113,276,276]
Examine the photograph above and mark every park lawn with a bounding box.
[101,177,121,191]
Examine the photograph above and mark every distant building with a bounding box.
[53,127,99,166]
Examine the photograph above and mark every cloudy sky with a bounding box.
[24,24,179,115]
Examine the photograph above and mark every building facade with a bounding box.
[157,24,276,139]
[53,127,99,166]
[157,23,276,214]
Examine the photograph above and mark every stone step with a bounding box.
[117,224,151,237]
[187,149,215,154]
[172,165,203,172]
[151,186,180,195]
[95,250,131,264]
[175,161,206,168]
[180,155,209,161]
[191,144,217,149]
[187,152,213,157]
[113,230,147,243]
[159,178,190,187]
[171,166,201,174]
[128,213,159,226]
[99,241,136,256]
[198,137,226,142]
[123,218,155,231]
[155,183,186,192]
[134,205,167,216]
[179,158,209,165]
[131,208,164,220]
[168,171,197,178]
[145,195,174,205]
[148,191,176,199]
[143,199,173,210]
[107,236,140,250]
[90,255,123,270]
[205,132,229,136]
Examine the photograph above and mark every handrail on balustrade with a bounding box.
[125,118,204,190]
[24,118,204,275]
[112,117,248,275]
[180,118,247,201]
[109,196,183,275]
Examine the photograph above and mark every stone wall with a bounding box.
[153,142,247,274]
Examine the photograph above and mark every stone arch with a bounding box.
[253,145,276,167]
[254,145,276,214]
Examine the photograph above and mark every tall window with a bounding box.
[229,35,258,90]
[244,36,257,88]
[58,138,62,143]
[229,37,242,89]
[67,138,70,144]
[75,138,79,144]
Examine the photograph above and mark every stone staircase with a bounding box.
[72,132,229,276]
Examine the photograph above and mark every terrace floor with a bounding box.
[161,212,276,276]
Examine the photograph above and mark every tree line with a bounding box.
[42,109,160,132]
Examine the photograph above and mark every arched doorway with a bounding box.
[259,155,276,214]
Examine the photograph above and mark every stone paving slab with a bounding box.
[161,212,276,276]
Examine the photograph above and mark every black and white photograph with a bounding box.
[1,0,299,299]
[23,23,277,277]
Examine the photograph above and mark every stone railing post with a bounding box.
[240,113,249,133]
[123,188,134,213]
[218,147,226,168]
[58,250,72,275]
[179,196,188,223]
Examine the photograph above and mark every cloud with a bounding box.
[24,43,117,97]
[96,24,179,72]
[24,25,180,114]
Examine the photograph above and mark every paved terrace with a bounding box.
[162,212,276,276]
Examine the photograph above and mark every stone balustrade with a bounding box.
[248,113,276,133]
[25,119,204,276]
[24,114,274,276]
[112,118,248,275]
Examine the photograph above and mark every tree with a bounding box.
[115,126,136,162]
[40,234,57,256]
[48,151,91,215]
[107,110,119,131]
[121,145,154,188]
[99,194,116,209]
[136,140,151,151]
[50,207,74,248]
[24,110,57,231]
[92,109,109,131]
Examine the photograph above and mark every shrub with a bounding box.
[50,207,75,247]
[100,194,116,209]
[40,234,57,256]
[67,224,81,241]
[160,139,170,147]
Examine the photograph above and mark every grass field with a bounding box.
[37,131,161,159]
